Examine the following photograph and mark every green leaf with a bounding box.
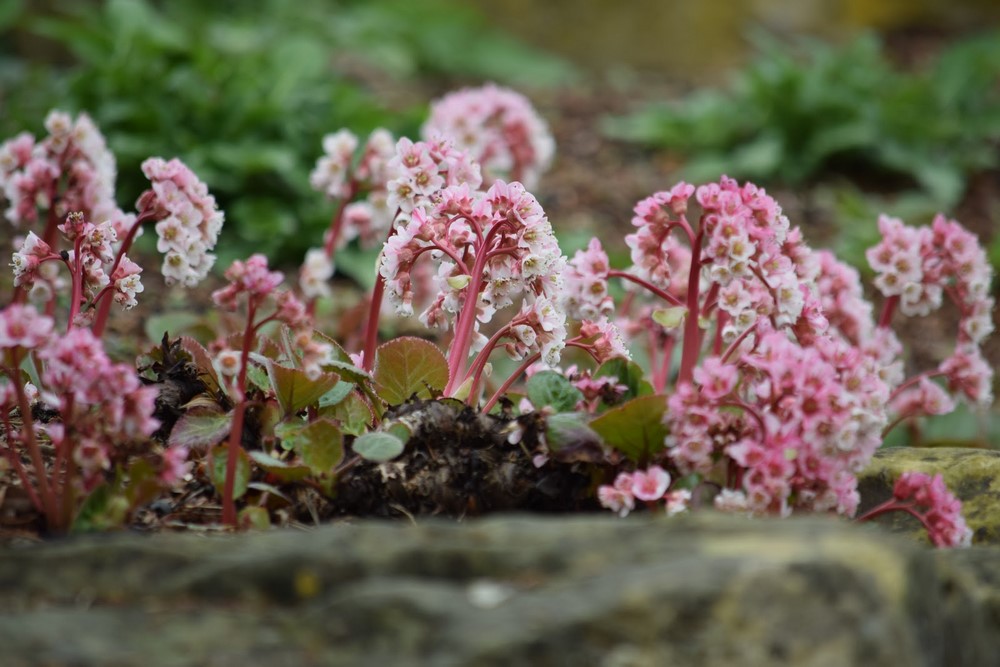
[248,451,312,482]
[209,444,251,501]
[72,485,130,532]
[352,431,405,462]
[319,381,354,408]
[319,391,373,436]
[168,410,233,449]
[373,336,449,405]
[238,506,270,530]
[526,371,583,412]
[651,306,687,329]
[295,419,344,474]
[590,395,669,462]
[266,359,340,416]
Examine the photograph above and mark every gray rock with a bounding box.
[1,514,999,666]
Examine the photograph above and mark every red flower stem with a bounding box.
[322,181,358,257]
[444,225,505,395]
[482,351,541,414]
[607,270,684,307]
[360,216,401,372]
[463,323,514,404]
[712,311,727,355]
[90,211,155,337]
[888,370,947,402]
[721,320,759,363]
[0,407,43,513]
[856,499,923,524]
[66,236,85,333]
[677,229,705,385]
[11,355,58,525]
[722,400,767,437]
[658,335,676,391]
[361,276,385,373]
[50,393,74,523]
[221,300,257,527]
[877,295,899,329]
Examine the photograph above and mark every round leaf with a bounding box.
[373,337,449,405]
[352,432,405,462]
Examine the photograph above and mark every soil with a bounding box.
[1,27,998,539]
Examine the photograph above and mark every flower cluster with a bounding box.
[140,157,224,287]
[422,83,554,190]
[867,213,994,406]
[380,179,567,365]
[0,111,131,231]
[300,129,397,300]
[0,304,163,494]
[668,327,889,517]
[564,237,614,320]
[624,182,695,291]
[597,465,690,517]
[213,254,332,380]
[859,472,973,547]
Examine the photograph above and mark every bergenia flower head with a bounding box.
[891,472,972,547]
[0,111,129,231]
[422,83,554,189]
[140,157,223,287]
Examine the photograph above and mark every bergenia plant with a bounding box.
[0,111,222,531]
[0,87,992,548]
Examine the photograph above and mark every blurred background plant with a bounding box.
[0,0,576,266]
[604,30,1000,265]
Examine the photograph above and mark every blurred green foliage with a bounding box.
[0,0,574,266]
[604,31,1000,210]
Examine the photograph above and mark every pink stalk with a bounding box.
[91,210,155,337]
[856,499,926,526]
[66,237,85,332]
[889,370,947,403]
[721,320,759,363]
[677,230,705,385]
[482,351,541,414]
[607,270,684,307]
[221,300,257,527]
[463,323,514,404]
[360,217,401,372]
[0,408,43,513]
[877,295,899,329]
[444,224,505,395]
[11,358,59,526]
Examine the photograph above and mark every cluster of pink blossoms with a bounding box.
[381,178,567,364]
[212,254,332,382]
[597,465,691,517]
[0,111,132,232]
[13,212,145,316]
[867,213,994,406]
[301,129,397,300]
[563,238,615,320]
[140,157,223,287]
[422,83,554,190]
[861,472,973,547]
[0,304,170,492]
[671,329,889,516]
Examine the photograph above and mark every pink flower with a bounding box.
[141,157,223,286]
[598,472,636,517]
[160,445,192,487]
[631,465,671,501]
[0,304,54,349]
[422,84,553,189]
[891,472,972,548]
[111,255,144,309]
[693,357,737,400]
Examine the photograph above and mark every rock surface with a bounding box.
[857,446,1000,545]
[2,513,999,666]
